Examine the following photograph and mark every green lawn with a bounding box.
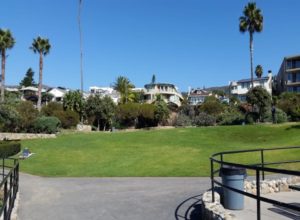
[19,123,300,177]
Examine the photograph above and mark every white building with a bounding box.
[187,89,212,105]
[47,87,69,102]
[89,86,120,104]
[143,83,183,107]
[229,72,272,101]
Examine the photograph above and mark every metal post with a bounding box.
[261,150,265,180]
[2,158,4,180]
[210,159,215,202]
[4,181,7,220]
[220,154,223,168]
[256,169,261,220]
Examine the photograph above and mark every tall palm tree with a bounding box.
[30,36,51,111]
[255,64,263,78]
[239,2,263,88]
[0,29,15,103]
[113,76,135,104]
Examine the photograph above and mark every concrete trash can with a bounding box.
[220,166,246,210]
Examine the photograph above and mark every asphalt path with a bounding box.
[18,173,211,220]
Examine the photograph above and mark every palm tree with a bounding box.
[239,2,263,88]
[0,29,15,103]
[30,36,51,111]
[113,76,135,104]
[255,65,263,78]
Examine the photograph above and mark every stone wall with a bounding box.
[244,176,300,195]
[202,176,300,220]
[0,133,56,140]
[202,191,236,220]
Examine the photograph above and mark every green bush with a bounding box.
[137,104,156,128]
[116,103,139,127]
[219,111,244,125]
[33,116,61,134]
[174,114,192,127]
[245,112,259,124]
[0,105,20,132]
[193,112,216,126]
[199,96,224,117]
[16,101,39,132]
[53,110,79,129]
[264,108,288,124]
[277,92,300,121]
[0,141,21,158]
[41,102,64,116]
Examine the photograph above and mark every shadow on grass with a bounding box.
[174,194,203,220]
[285,125,300,130]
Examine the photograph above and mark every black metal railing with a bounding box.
[0,158,19,220]
[210,146,300,220]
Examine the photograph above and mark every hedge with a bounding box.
[0,141,21,158]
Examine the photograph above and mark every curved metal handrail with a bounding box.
[210,146,300,220]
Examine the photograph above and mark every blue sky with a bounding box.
[1,0,300,92]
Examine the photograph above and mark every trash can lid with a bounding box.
[220,166,246,176]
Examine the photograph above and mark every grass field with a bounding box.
[19,123,300,177]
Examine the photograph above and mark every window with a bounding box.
[297,73,300,82]
[241,82,250,89]
[287,73,292,82]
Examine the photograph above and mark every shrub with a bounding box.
[41,102,64,116]
[174,114,192,127]
[53,110,79,129]
[219,111,244,125]
[116,103,139,127]
[199,96,224,117]
[0,105,20,132]
[0,141,21,158]
[193,112,216,126]
[137,104,156,128]
[245,112,259,124]
[16,101,39,132]
[33,116,61,134]
[264,108,288,124]
[277,92,300,121]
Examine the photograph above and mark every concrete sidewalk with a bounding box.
[18,173,209,220]
[231,191,300,220]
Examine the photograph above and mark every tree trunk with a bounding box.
[97,119,100,131]
[37,52,43,111]
[250,32,254,88]
[1,50,6,103]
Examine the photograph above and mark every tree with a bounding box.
[0,29,15,103]
[85,95,116,131]
[63,90,85,120]
[199,96,224,117]
[151,74,156,84]
[113,76,135,104]
[19,68,36,87]
[239,2,263,88]
[30,36,51,111]
[255,65,263,78]
[246,87,271,122]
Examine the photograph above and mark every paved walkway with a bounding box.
[17,174,300,220]
[232,191,300,220]
[18,174,210,220]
